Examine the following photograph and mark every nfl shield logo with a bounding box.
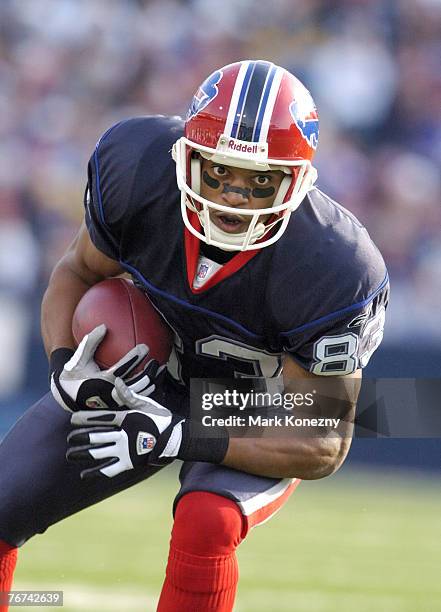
[197,263,210,279]
[143,437,154,450]
[137,432,156,455]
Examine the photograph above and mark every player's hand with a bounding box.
[66,382,185,478]
[50,324,154,412]
[124,359,166,399]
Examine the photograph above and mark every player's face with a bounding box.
[200,159,285,234]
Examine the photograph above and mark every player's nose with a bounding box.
[221,191,247,208]
[221,180,250,207]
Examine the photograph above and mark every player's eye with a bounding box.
[253,175,271,186]
[212,165,228,177]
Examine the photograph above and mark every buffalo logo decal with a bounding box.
[289,89,319,150]
[187,70,223,120]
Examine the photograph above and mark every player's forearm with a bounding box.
[41,259,101,356]
[222,435,351,480]
[219,381,356,480]
[42,223,127,357]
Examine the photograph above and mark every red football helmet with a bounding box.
[173,60,319,251]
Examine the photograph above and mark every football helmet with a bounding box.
[173,60,319,251]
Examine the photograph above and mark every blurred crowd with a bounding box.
[0,0,440,398]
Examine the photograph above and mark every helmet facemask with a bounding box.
[173,135,317,252]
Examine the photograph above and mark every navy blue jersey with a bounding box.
[85,116,389,385]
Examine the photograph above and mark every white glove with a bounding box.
[51,324,156,412]
[66,378,185,478]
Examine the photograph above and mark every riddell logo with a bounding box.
[228,140,259,154]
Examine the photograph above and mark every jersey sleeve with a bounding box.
[85,119,133,260]
[272,188,390,376]
[282,274,389,375]
[84,116,183,261]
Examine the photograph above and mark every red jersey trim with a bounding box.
[244,479,301,534]
[184,211,259,294]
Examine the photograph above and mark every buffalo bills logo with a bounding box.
[187,70,223,120]
[289,93,319,150]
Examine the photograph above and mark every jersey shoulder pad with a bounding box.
[85,115,183,259]
[269,188,389,373]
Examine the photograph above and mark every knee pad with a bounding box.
[172,492,245,556]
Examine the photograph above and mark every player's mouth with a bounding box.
[211,212,248,234]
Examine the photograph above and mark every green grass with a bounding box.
[13,465,440,611]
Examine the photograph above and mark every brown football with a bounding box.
[72,278,173,370]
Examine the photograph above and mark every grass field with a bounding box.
[13,464,440,612]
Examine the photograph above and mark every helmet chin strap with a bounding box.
[189,156,292,251]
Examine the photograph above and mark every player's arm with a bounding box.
[66,353,360,480]
[41,220,124,357]
[42,222,153,412]
[221,354,360,480]
[44,119,168,411]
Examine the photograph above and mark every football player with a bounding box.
[0,60,388,611]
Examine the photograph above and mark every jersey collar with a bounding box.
[184,211,259,294]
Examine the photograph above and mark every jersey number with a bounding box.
[168,334,282,382]
[311,307,386,375]
[196,336,282,378]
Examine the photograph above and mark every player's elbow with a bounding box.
[308,448,341,480]
[291,437,351,480]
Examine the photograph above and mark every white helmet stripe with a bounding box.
[257,66,285,144]
[224,61,253,138]
[252,63,277,141]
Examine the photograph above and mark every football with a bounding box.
[72,278,173,370]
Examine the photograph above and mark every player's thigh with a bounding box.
[175,461,301,534]
[0,393,164,547]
